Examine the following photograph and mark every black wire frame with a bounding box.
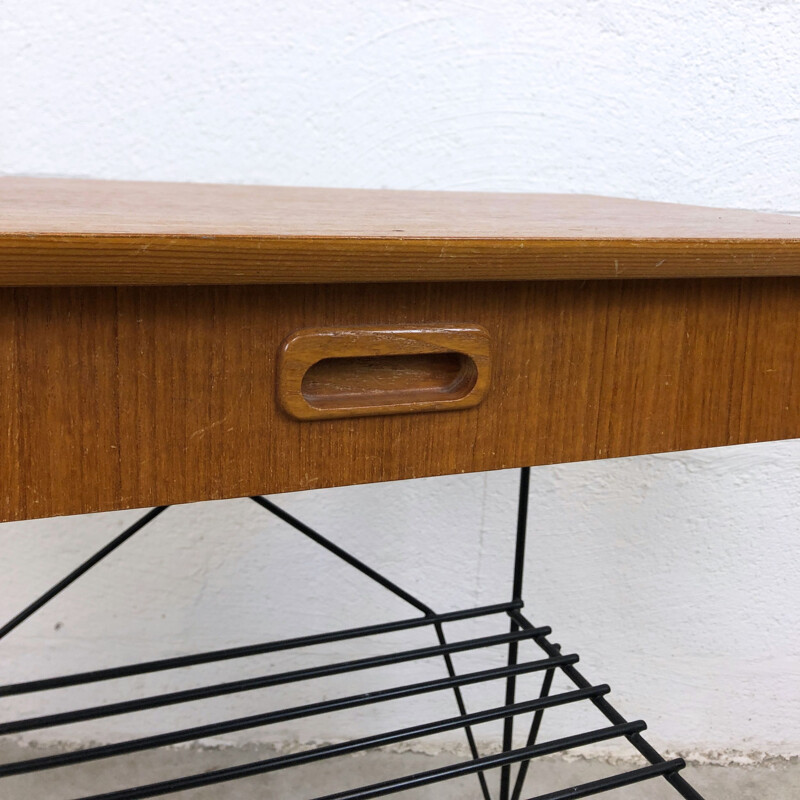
[0,469,707,800]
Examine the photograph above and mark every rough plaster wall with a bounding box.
[1,0,799,762]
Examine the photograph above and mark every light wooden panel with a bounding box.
[1,178,799,284]
[2,279,800,521]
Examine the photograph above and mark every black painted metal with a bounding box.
[0,470,707,799]
[0,506,168,642]
[525,759,687,800]
[311,722,648,800]
[509,609,706,800]
[0,661,592,778]
[0,601,521,697]
[500,466,531,800]
[511,664,556,800]
[0,627,551,736]
[251,493,495,800]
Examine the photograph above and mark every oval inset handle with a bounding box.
[278,325,491,420]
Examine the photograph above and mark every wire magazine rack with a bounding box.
[0,469,705,799]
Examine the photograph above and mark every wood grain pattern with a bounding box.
[1,178,799,284]
[278,325,491,420]
[3,279,800,521]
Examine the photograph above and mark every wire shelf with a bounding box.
[0,472,705,800]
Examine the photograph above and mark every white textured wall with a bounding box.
[2,0,800,763]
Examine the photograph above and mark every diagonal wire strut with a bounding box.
[250,494,494,800]
[0,506,168,642]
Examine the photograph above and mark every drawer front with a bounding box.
[2,278,800,521]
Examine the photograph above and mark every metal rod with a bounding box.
[0,601,519,697]
[433,621,492,800]
[500,466,531,800]
[510,666,556,800]
[512,467,531,603]
[0,506,168,642]
[0,662,595,778]
[510,610,706,800]
[524,759,686,800]
[313,721,646,800]
[0,627,554,735]
[252,493,492,799]
[72,721,646,800]
[250,495,433,614]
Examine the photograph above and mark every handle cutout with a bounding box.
[278,325,491,420]
[302,352,478,410]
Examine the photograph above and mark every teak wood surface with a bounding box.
[2,177,800,284]
[278,325,491,420]
[1,179,800,521]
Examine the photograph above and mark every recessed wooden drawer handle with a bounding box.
[278,325,491,420]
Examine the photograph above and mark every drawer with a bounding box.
[3,277,800,521]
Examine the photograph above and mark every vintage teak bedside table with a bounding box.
[1,178,799,799]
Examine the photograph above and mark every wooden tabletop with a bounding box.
[1,177,799,285]
[3,177,800,520]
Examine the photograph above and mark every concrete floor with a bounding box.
[0,741,797,799]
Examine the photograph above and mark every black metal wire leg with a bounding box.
[0,477,709,800]
[502,467,704,800]
[249,494,493,800]
[510,665,556,800]
[0,506,168,642]
[499,466,531,800]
